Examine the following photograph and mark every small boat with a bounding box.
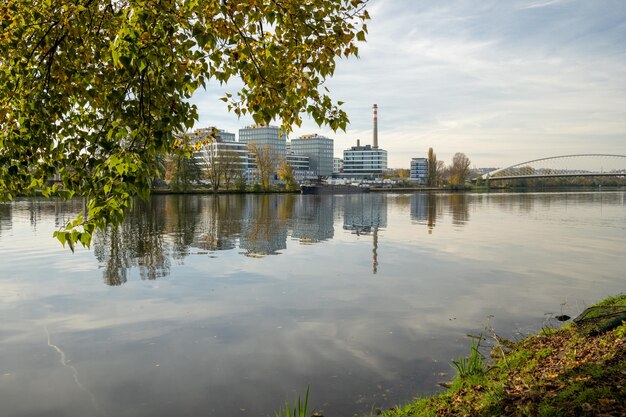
[300,183,370,194]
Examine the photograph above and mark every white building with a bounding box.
[191,128,250,181]
[342,140,388,178]
[410,158,428,183]
[333,158,344,175]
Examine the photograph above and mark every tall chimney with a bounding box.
[372,104,378,149]
[357,139,360,147]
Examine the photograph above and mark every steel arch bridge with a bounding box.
[480,154,626,181]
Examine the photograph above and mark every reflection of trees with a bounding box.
[194,195,245,251]
[240,195,289,257]
[410,193,438,233]
[343,194,387,232]
[163,196,201,261]
[448,194,469,226]
[428,193,437,233]
[93,198,170,286]
[20,198,85,230]
[0,203,12,236]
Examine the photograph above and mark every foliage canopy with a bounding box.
[0,0,369,248]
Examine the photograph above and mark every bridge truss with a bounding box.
[481,154,626,181]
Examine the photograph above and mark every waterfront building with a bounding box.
[290,134,334,177]
[333,158,344,175]
[286,154,309,171]
[191,128,249,176]
[341,104,388,178]
[286,153,317,182]
[410,157,428,183]
[342,140,388,178]
[238,125,287,160]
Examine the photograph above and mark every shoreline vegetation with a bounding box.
[147,183,623,195]
[285,294,626,417]
[20,184,624,200]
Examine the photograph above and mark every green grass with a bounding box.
[377,294,626,417]
[273,386,310,417]
[450,336,486,378]
[594,293,626,307]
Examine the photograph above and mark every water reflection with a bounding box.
[448,194,469,226]
[291,196,334,244]
[5,191,625,286]
[1,191,625,417]
[93,199,170,286]
[342,194,388,274]
[240,195,289,257]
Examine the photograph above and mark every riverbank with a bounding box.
[378,294,626,417]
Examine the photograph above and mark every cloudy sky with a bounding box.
[191,0,626,169]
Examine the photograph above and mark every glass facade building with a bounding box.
[290,134,334,177]
[238,125,287,160]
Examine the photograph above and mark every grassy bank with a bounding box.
[379,294,626,417]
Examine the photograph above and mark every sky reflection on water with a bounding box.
[0,192,624,417]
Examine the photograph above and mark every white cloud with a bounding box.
[192,0,626,168]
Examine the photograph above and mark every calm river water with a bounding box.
[0,192,624,417]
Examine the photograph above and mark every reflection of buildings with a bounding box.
[239,195,289,256]
[290,196,334,244]
[410,193,429,223]
[193,195,244,251]
[411,193,437,233]
[343,194,388,233]
[343,194,388,274]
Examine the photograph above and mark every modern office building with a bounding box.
[238,125,287,161]
[333,158,344,175]
[410,157,428,183]
[290,134,334,177]
[342,140,388,177]
[286,154,309,171]
[191,128,249,175]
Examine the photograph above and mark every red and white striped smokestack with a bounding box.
[372,104,378,149]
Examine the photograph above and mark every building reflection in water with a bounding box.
[240,195,289,257]
[290,195,334,244]
[342,194,388,274]
[411,193,438,234]
[194,195,245,251]
[8,193,626,287]
[87,192,475,285]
